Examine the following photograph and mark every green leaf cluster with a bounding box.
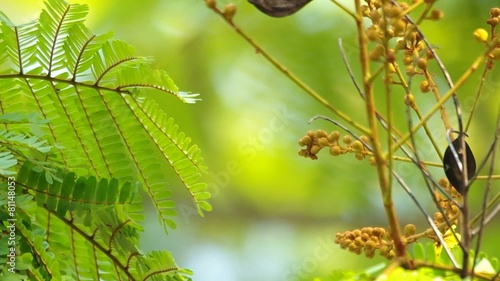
[0,0,210,279]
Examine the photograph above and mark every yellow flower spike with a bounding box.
[435,225,461,257]
[473,28,489,43]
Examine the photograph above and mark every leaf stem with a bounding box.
[355,0,405,259]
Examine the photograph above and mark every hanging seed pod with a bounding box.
[443,137,476,195]
[248,0,312,17]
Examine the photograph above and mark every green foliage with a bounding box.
[0,0,210,279]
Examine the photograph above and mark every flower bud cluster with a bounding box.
[361,1,442,97]
[335,224,419,260]
[298,130,369,160]
[485,7,500,67]
[335,226,396,259]
[486,7,500,27]
[433,178,461,227]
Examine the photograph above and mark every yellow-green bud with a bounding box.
[405,65,415,76]
[330,145,342,156]
[298,135,312,146]
[438,178,448,187]
[403,224,416,235]
[318,137,330,147]
[367,29,381,42]
[328,131,341,142]
[354,237,364,247]
[404,94,415,106]
[365,240,377,251]
[223,4,236,21]
[430,9,444,20]
[417,58,427,70]
[405,31,417,42]
[310,145,321,155]
[403,55,413,65]
[490,48,500,60]
[348,242,358,252]
[387,250,395,259]
[396,39,407,50]
[342,135,352,145]
[205,0,216,9]
[420,80,430,93]
[352,140,364,152]
[369,157,376,165]
[315,129,328,138]
[434,212,444,223]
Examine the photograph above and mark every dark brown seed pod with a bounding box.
[443,137,476,195]
[248,0,312,17]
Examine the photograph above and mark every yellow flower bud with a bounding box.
[298,135,312,146]
[473,28,489,43]
[205,0,216,9]
[417,58,427,70]
[223,4,236,21]
[430,9,444,20]
[330,145,342,156]
[405,65,415,76]
[403,224,416,235]
[310,145,321,155]
[342,135,352,145]
[328,131,341,142]
[420,80,430,93]
[318,137,330,147]
[404,94,415,106]
[315,129,328,138]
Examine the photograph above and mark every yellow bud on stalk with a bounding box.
[473,28,489,43]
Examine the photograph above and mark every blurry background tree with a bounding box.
[3,1,499,280]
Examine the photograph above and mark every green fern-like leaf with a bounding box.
[0,0,210,229]
[15,161,138,217]
[0,0,210,279]
[0,150,16,175]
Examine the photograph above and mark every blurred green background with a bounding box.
[3,0,500,280]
